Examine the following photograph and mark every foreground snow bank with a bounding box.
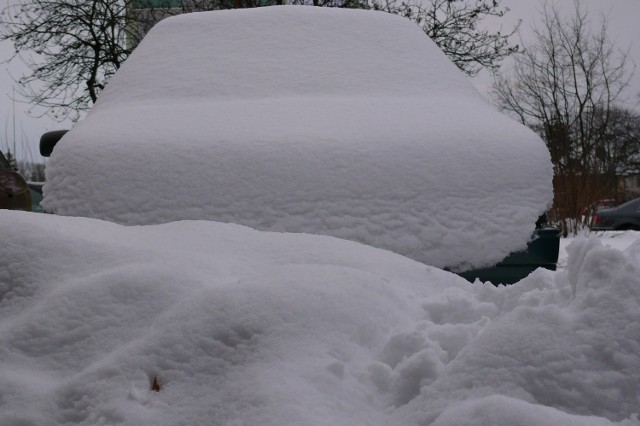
[1,211,638,425]
[42,6,552,271]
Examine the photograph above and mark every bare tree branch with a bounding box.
[288,0,520,77]
[0,0,231,121]
[492,0,637,234]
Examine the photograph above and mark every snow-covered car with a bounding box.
[593,197,640,230]
[40,6,553,273]
[0,150,31,211]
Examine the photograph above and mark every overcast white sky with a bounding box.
[474,0,640,105]
[0,0,639,162]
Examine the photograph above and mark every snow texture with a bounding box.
[41,6,552,271]
[1,210,639,426]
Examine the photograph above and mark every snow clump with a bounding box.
[1,211,639,425]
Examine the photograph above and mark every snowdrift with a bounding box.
[42,6,552,271]
[1,211,639,425]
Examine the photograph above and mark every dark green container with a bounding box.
[457,228,560,285]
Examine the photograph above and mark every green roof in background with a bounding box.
[131,0,183,9]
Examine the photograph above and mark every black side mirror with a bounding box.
[40,130,69,157]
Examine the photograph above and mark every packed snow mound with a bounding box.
[42,6,552,271]
[1,211,639,426]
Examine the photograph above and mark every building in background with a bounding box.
[127,0,285,48]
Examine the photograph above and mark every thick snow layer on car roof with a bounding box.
[42,6,553,271]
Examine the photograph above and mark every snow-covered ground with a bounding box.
[1,210,639,426]
[558,231,640,269]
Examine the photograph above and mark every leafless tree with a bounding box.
[592,106,640,177]
[492,0,636,234]
[0,0,228,121]
[370,0,519,76]
[290,0,519,77]
[1,0,132,121]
